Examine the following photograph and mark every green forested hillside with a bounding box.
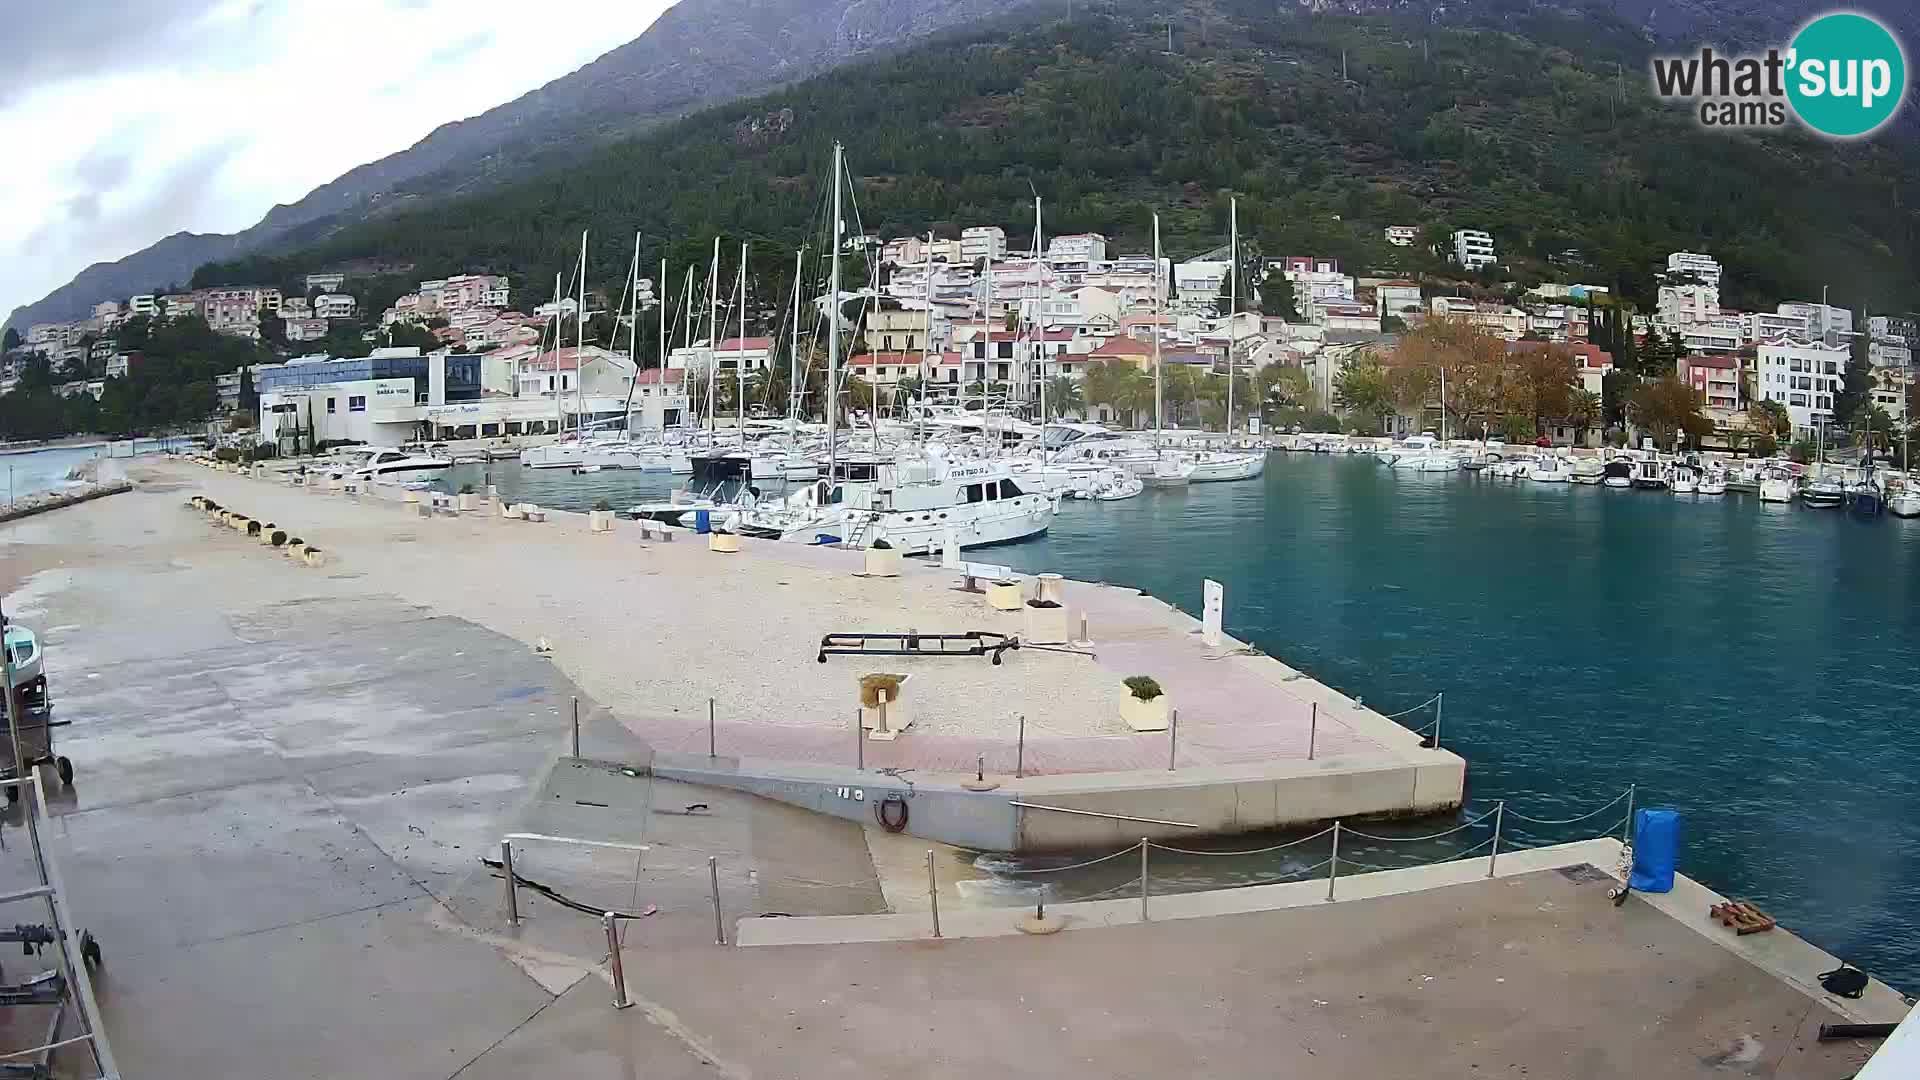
[197,1,1920,316]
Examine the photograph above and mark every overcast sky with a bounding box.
[0,0,675,319]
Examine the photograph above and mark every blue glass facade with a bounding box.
[255,354,481,403]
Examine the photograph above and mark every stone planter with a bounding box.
[860,674,913,740]
[986,580,1025,611]
[301,547,327,568]
[708,532,740,554]
[457,493,479,513]
[1120,693,1170,733]
[863,546,902,577]
[504,503,527,520]
[589,510,615,533]
[1023,601,1071,645]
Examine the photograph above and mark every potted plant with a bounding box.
[457,483,479,513]
[858,672,913,739]
[590,498,616,533]
[1023,595,1070,644]
[863,538,901,577]
[1120,675,1170,732]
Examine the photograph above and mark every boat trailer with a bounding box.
[816,631,1020,665]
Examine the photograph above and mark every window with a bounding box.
[1002,478,1025,498]
[326,397,336,413]
[348,395,367,412]
[883,335,894,350]
[964,483,985,504]
[1791,393,1808,406]
[1824,362,1838,375]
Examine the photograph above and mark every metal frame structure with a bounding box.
[816,631,1020,666]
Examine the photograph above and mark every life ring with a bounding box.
[875,793,910,833]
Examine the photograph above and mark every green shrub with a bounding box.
[1124,675,1163,701]
[592,498,613,512]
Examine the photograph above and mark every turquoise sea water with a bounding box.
[452,454,1920,987]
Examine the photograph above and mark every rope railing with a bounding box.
[989,842,1145,875]
[1338,805,1499,844]
[1380,692,1443,720]
[1504,787,1635,826]
[1147,825,1335,858]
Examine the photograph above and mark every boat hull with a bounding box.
[1890,493,1920,518]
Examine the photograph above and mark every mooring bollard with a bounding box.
[927,850,942,938]
[709,856,725,945]
[604,912,633,1009]
[571,696,580,759]
[1326,822,1340,902]
[502,840,519,926]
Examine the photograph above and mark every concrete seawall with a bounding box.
[0,481,132,524]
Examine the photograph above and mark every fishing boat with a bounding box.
[1602,460,1634,489]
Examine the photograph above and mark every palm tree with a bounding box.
[1043,375,1082,421]
[1565,388,1600,446]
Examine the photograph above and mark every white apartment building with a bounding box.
[1664,251,1722,289]
[1383,225,1419,247]
[1375,281,1422,318]
[1870,336,1912,369]
[665,336,774,373]
[1451,229,1495,270]
[285,317,330,342]
[1777,301,1853,338]
[305,272,346,293]
[314,293,357,319]
[960,226,1007,262]
[880,237,925,267]
[1429,297,1526,338]
[1749,309,1810,342]
[1044,233,1108,271]
[128,294,157,317]
[1173,259,1229,312]
[1756,340,1848,436]
[1655,284,1721,329]
[1680,321,1744,355]
[281,297,311,319]
[1871,367,1910,423]
[25,323,64,346]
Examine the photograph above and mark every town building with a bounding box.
[864,306,937,355]
[960,226,1007,262]
[1655,284,1720,329]
[313,294,358,319]
[1044,234,1108,272]
[128,294,157,317]
[880,237,925,267]
[281,297,312,320]
[1664,251,1723,289]
[1871,366,1910,424]
[1756,339,1848,436]
[1776,301,1853,338]
[1173,259,1228,312]
[1677,354,1742,414]
[215,366,255,411]
[1429,297,1525,338]
[1383,226,1419,247]
[1451,229,1495,270]
[285,317,330,343]
[305,272,346,293]
[1375,281,1423,320]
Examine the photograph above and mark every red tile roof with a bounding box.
[1090,337,1152,357]
[635,368,685,384]
[716,336,773,352]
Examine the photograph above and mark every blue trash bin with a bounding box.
[1629,808,1680,893]
[694,509,711,534]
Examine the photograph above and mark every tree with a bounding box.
[1835,323,1872,425]
[237,367,258,415]
[1753,433,1780,458]
[1334,357,1392,432]
[1,328,19,353]
[1628,376,1711,450]
[259,311,286,347]
[1750,398,1790,438]
[1565,388,1601,444]
[1512,345,1576,435]
[1043,375,1082,420]
[1259,268,1300,322]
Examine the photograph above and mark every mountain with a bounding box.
[193,0,1920,319]
[3,0,1040,333]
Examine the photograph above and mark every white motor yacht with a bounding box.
[331,448,453,482]
[737,448,1056,552]
[1602,460,1634,489]
[1758,466,1796,504]
[1526,457,1569,483]
[1180,451,1267,482]
[1696,470,1728,495]
[1890,486,1920,518]
[1670,466,1699,494]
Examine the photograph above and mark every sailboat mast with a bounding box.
[827,142,844,478]
[1035,195,1046,424]
[577,231,588,436]
[621,232,642,433]
[1153,212,1164,439]
[658,258,667,371]
[706,237,721,435]
[737,243,749,433]
[551,271,563,437]
[1227,196,1237,438]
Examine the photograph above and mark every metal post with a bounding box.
[1167,709,1179,771]
[1308,702,1317,760]
[926,850,942,938]
[976,755,986,783]
[502,841,519,926]
[1326,822,1340,901]
[604,912,633,1009]
[1622,785,1636,844]
[1487,801,1505,878]
[571,696,580,758]
[708,697,716,758]
[855,709,864,771]
[1433,692,1443,750]
[1139,838,1151,920]
[709,855,725,945]
[1016,713,1027,778]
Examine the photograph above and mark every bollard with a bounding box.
[1308,701,1318,761]
[927,850,942,938]
[1326,822,1340,902]
[1167,708,1179,771]
[502,841,519,927]
[604,913,633,1009]
[709,856,726,945]
[708,697,717,758]
[1016,713,1027,778]
[571,696,580,759]
[1077,613,1089,643]
[1139,838,1151,920]
[1487,801,1505,878]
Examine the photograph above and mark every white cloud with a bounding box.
[0,0,673,317]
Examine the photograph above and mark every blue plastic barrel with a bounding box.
[694,509,711,534]
[1629,808,1681,893]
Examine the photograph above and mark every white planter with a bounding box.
[1120,693,1170,733]
[708,532,740,553]
[590,510,615,533]
[860,675,913,739]
[863,546,902,577]
[1023,603,1071,645]
[457,493,479,512]
[986,580,1025,611]
[1036,573,1066,606]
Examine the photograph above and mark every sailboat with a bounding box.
[1799,425,1844,507]
[1892,422,1920,517]
[1143,212,1195,487]
[1179,197,1265,483]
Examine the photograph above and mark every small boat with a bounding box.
[1696,471,1728,496]
[1630,458,1669,490]
[1526,457,1569,483]
[1758,467,1795,504]
[1670,466,1698,494]
[1569,460,1605,485]
[337,448,454,481]
[1087,471,1145,501]
[1890,488,1920,518]
[1799,478,1845,508]
[1848,477,1886,518]
[1602,460,1634,489]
